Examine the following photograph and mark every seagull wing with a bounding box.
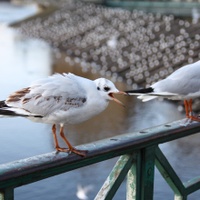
[5,73,88,117]
[126,61,200,102]
[153,61,200,96]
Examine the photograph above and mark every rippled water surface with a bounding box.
[0,26,200,200]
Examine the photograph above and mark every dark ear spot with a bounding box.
[97,87,100,90]
[104,86,110,92]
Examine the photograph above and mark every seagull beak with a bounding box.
[109,91,126,107]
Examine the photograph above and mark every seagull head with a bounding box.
[94,78,126,107]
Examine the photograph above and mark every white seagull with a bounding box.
[0,73,125,156]
[76,184,93,200]
[125,60,200,122]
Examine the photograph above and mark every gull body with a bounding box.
[76,184,93,200]
[126,60,200,121]
[0,73,125,156]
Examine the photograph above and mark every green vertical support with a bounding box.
[126,147,156,200]
[0,188,14,200]
[140,146,156,200]
[126,151,141,200]
[0,192,3,200]
[95,154,135,200]
[155,147,187,199]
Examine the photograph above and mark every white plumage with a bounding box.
[76,184,93,200]
[126,60,200,121]
[0,73,125,156]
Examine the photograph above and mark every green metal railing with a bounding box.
[0,119,200,199]
[103,0,200,16]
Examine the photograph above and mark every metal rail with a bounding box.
[104,0,200,16]
[0,119,200,199]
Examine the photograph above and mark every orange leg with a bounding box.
[184,100,189,118]
[52,124,68,152]
[188,99,193,116]
[59,125,88,157]
[184,99,200,122]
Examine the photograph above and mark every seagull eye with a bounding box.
[97,87,100,90]
[104,86,110,92]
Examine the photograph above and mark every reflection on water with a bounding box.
[0,26,52,98]
[0,27,200,200]
[0,26,53,163]
[0,2,39,25]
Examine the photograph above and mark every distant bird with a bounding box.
[192,8,200,24]
[107,36,118,49]
[76,184,93,200]
[0,73,125,156]
[125,60,200,122]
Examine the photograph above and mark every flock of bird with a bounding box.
[0,60,200,156]
[17,1,200,89]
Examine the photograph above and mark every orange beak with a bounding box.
[109,91,127,107]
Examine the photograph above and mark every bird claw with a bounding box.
[69,148,88,157]
[180,118,194,126]
[55,147,68,154]
[55,147,88,157]
[180,116,200,126]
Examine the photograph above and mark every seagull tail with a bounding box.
[0,100,42,118]
[125,88,178,102]
[0,101,15,117]
[125,87,159,102]
[137,95,158,102]
[0,100,28,117]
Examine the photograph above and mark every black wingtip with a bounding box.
[0,100,8,108]
[0,109,22,117]
[0,109,43,118]
[125,87,154,94]
[0,100,43,118]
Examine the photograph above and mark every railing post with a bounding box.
[127,146,156,200]
[126,151,141,200]
[0,188,14,200]
[140,146,156,200]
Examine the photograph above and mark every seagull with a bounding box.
[125,60,200,122]
[76,184,93,200]
[0,73,125,156]
[107,36,118,49]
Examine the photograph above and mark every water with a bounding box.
[0,2,38,25]
[0,27,200,200]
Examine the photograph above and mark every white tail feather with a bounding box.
[137,92,178,102]
[137,95,158,102]
[0,107,41,117]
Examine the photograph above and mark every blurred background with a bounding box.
[0,0,200,199]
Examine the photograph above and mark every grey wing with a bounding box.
[153,63,200,95]
[153,78,199,95]
[22,93,87,116]
[6,73,87,116]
